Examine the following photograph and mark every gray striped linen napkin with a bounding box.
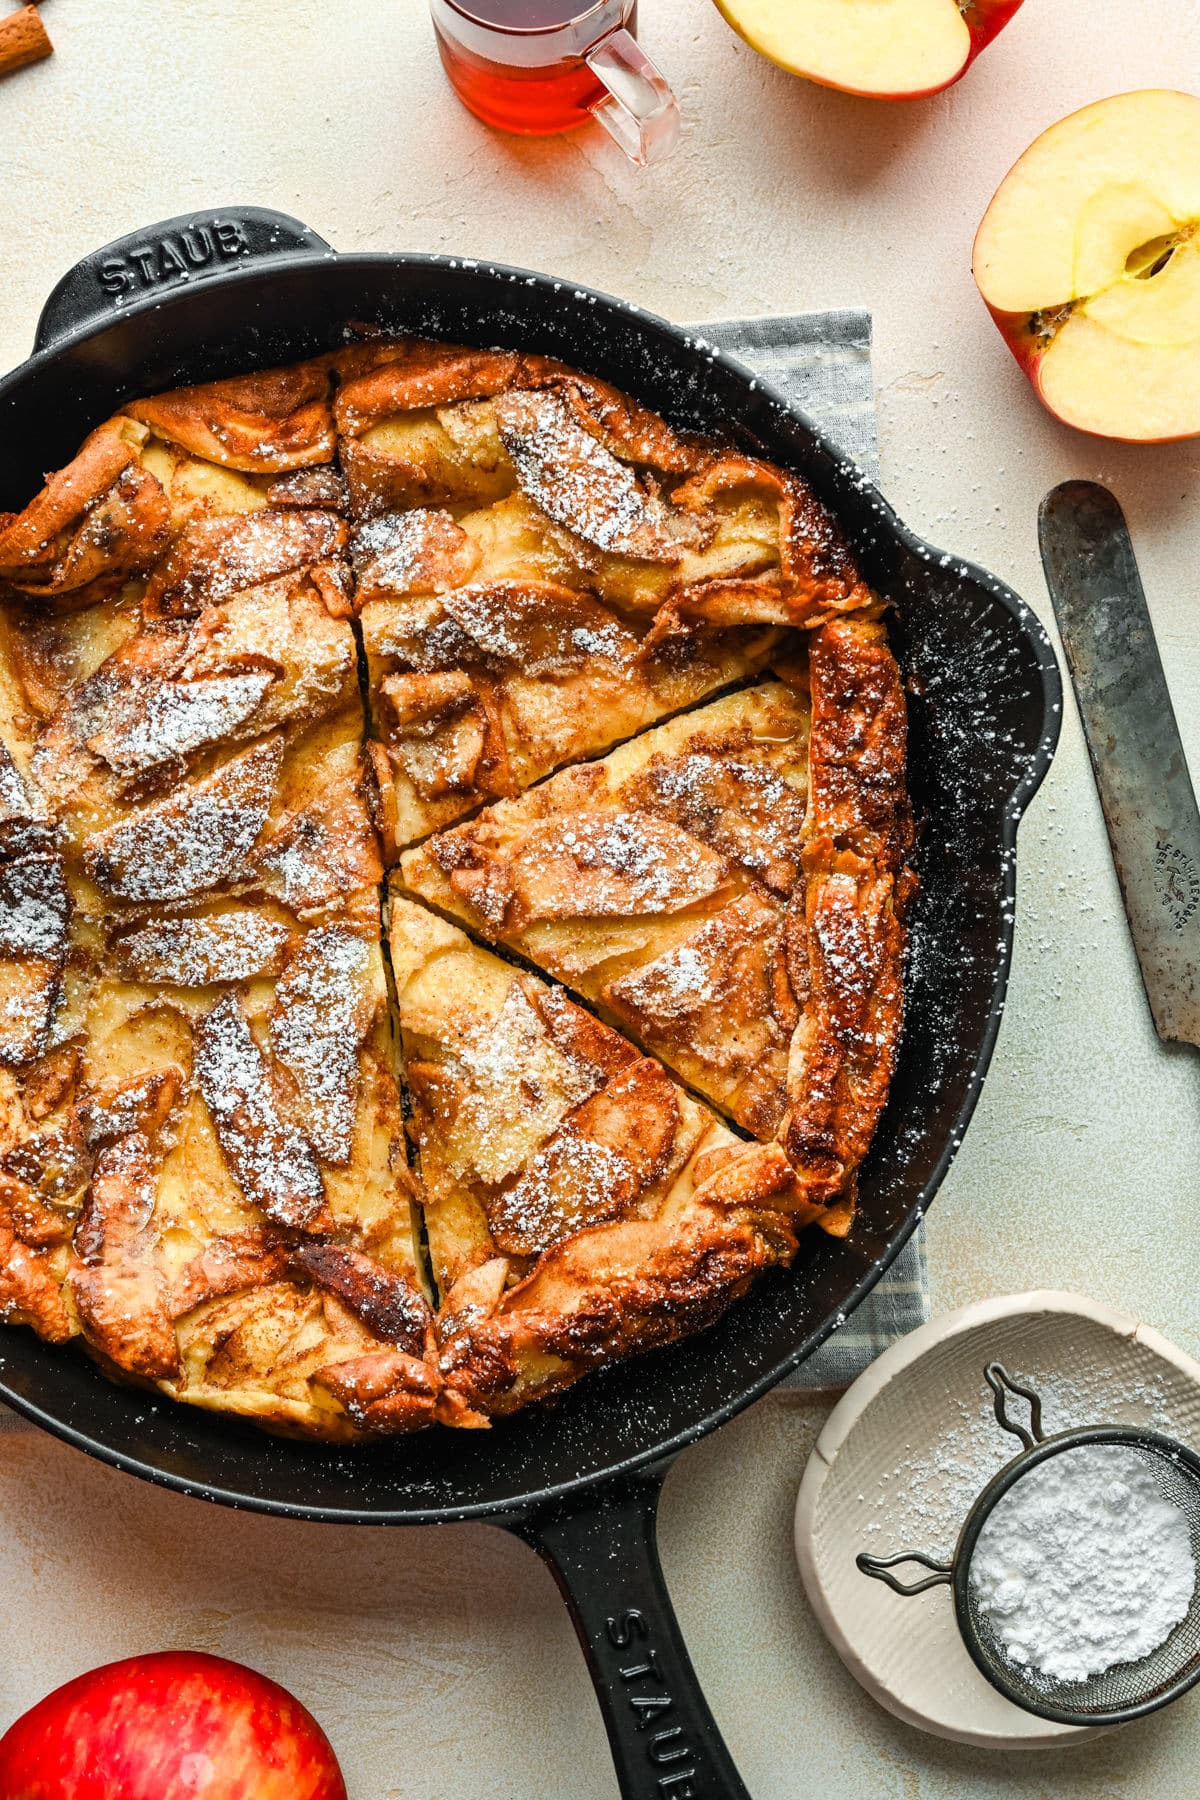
[0,311,925,1433]
[694,311,929,1392]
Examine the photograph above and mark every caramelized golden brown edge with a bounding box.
[125,357,337,473]
[779,618,915,1224]
[0,339,911,1436]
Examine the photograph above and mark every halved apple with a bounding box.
[709,0,1024,100]
[973,90,1200,442]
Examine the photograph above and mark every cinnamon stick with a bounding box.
[0,6,53,78]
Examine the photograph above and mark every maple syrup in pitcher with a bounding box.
[430,0,678,163]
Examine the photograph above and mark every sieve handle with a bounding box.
[984,1362,1046,1450]
[855,1550,953,1596]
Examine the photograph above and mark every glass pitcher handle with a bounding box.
[585,28,679,166]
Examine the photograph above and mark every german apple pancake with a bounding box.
[0,336,912,1438]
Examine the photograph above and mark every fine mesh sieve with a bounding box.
[858,1364,1200,1726]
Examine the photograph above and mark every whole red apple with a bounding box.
[0,1651,348,1800]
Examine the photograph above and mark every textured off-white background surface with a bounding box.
[2,3,1200,1795]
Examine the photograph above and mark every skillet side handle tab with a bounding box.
[512,1466,752,1800]
[33,208,334,355]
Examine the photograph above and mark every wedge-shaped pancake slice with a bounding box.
[388,895,821,1424]
[401,681,810,1138]
[58,885,437,1439]
[404,625,913,1228]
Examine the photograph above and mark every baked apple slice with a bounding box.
[83,735,283,903]
[973,90,1200,441]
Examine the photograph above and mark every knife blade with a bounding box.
[1039,480,1200,1049]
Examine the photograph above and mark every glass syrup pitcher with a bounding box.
[430,0,679,166]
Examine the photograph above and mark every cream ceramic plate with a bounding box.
[794,1290,1200,1747]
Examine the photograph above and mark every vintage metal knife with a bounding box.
[1039,480,1200,1048]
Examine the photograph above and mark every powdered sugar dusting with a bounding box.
[194,992,326,1228]
[0,850,69,960]
[619,940,717,1020]
[443,584,631,678]
[146,509,345,615]
[89,669,276,775]
[443,980,596,1189]
[495,1127,630,1256]
[351,509,467,595]
[497,389,694,561]
[113,910,291,987]
[550,813,728,915]
[270,926,374,1165]
[0,744,37,823]
[635,747,806,887]
[85,735,282,903]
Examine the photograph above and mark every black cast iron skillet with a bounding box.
[0,208,1060,1799]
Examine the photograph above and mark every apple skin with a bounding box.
[711,0,1026,101]
[974,296,1090,439]
[976,295,1200,446]
[959,0,1027,67]
[879,0,1028,100]
[976,294,1052,386]
[0,1652,348,1800]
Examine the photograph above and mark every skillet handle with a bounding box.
[512,1467,752,1800]
[33,207,332,354]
